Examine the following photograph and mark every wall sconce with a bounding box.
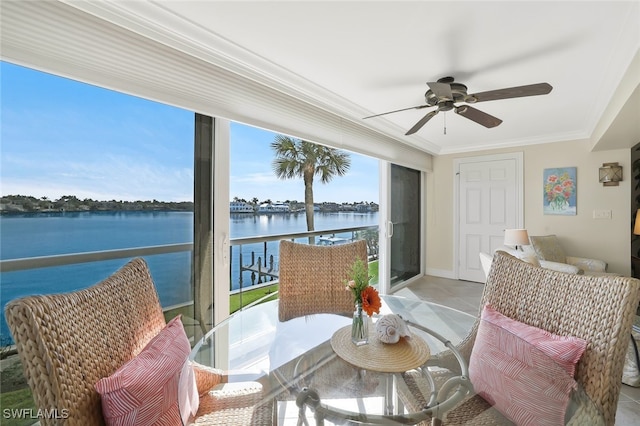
[599,162,623,186]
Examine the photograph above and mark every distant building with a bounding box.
[339,203,355,211]
[289,201,305,212]
[355,203,372,213]
[230,201,254,213]
[258,202,290,213]
[320,202,339,212]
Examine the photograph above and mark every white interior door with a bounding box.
[457,153,522,282]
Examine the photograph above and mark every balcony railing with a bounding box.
[0,225,379,314]
[0,243,193,273]
[0,224,379,414]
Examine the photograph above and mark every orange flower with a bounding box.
[361,286,381,316]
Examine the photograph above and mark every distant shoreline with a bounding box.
[0,195,193,215]
[0,209,194,216]
[1,195,379,215]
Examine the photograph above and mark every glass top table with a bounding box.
[190,295,603,425]
[191,295,477,425]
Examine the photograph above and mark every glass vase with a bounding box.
[351,302,369,346]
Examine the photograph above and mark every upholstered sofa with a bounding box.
[529,234,619,276]
[501,234,616,276]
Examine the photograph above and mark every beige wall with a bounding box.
[426,138,631,276]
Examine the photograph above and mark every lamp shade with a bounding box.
[634,210,640,235]
[504,229,529,247]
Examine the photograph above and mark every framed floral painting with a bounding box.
[543,167,576,215]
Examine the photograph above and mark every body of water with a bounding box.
[0,210,378,340]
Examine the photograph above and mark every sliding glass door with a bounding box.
[390,164,422,287]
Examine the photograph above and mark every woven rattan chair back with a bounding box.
[278,239,368,322]
[4,258,166,425]
[461,250,640,426]
[400,251,640,425]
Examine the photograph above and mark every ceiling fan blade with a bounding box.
[455,105,502,128]
[405,110,439,135]
[427,81,454,100]
[469,82,552,103]
[363,104,429,119]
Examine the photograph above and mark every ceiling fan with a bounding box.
[364,77,552,135]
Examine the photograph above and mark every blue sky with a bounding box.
[1,62,379,203]
[229,123,379,204]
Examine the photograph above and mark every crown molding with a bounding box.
[438,130,590,155]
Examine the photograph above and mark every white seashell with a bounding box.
[375,314,411,344]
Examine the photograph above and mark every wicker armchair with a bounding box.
[278,239,368,321]
[401,251,640,426]
[4,258,272,425]
[274,240,381,419]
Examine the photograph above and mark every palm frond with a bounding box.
[271,135,351,185]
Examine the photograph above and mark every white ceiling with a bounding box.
[68,1,639,155]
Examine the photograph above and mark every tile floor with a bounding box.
[400,275,640,426]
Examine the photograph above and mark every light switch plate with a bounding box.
[593,210,612,219]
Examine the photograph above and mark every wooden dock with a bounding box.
[238,250,279,286]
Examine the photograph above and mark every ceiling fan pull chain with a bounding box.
[444,112,447,135]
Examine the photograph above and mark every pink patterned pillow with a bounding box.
[95,315,199,425]
[469,305,587,426]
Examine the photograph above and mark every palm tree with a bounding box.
[271,136,351,237]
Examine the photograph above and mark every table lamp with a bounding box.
[504,229,529,251]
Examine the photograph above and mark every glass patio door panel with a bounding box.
[389,164,422,288]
